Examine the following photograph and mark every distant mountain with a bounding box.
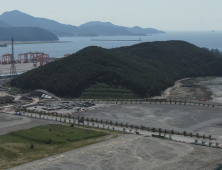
[80,21,114,27]
[126,26,165,34]
[79,21,135,35]
[77,33,98,37]
[0,20,11,27]
[79,25,134,36]
[0,10,79,36]
[0,10,165,36]
[80,21,165,34]
[0,27,59,41]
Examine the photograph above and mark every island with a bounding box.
[77,33,98,37]
[0,27,59,41]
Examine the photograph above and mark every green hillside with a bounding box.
[0,27,58,41]
[11,41,222,98]
[80,83,138,99]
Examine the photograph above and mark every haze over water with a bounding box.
[1,31,222,60]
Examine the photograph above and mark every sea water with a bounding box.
[0,31,222,60]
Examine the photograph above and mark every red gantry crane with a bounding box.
[43,54,49,64]
[7,54,12,64]
[2,54,12,64]
[2,55,6,64]
[23,52,49,66]
[1,52,50,65]
[18,54,22,63]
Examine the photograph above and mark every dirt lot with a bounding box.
[8,135,222,170]
[74,103,222,142]
[156,77,217,100]
[2,103,222,170]
[201,77,222,103]
[158,76,222,104]
[2,76,222,169]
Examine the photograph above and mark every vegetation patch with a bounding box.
[0,124,110,170]
[80,83,138,99]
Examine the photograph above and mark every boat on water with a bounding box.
[0,43,7,47]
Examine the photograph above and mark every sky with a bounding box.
[1,0,222,31]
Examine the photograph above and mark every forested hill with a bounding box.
[11,41,222,98]
[0,27,58,41]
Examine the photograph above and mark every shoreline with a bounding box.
[0,41,72,45]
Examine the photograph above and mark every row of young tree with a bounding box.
[21,109,213,141]
[11,40,222,98]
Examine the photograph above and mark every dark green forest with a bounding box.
[0,27,58,41]
[11,41,222,98]
[80,83,138,99]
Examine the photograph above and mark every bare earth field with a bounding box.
[156,76,222,103]
[2,104,222,170]
[8,135,222,170]
[2,77,222,169]
[201,77,222,103]
[74,104,222,142]
[156,77,214,100]
[1,63,35,74]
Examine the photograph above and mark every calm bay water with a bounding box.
[0,31,222,60]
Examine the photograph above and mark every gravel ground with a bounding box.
[2,104,222,170]
[1,63,35,74]
[8,135,222,170]
[153,78,212,100]
[27,103,113,115]
[154,77,222,103]
[0,113,62,136]
[2,92,222,169]
[203,77,222,103]
[74,103,222,141]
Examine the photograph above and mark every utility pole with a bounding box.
[10,38,17,77]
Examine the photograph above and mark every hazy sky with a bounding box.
[1,0,222,31]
